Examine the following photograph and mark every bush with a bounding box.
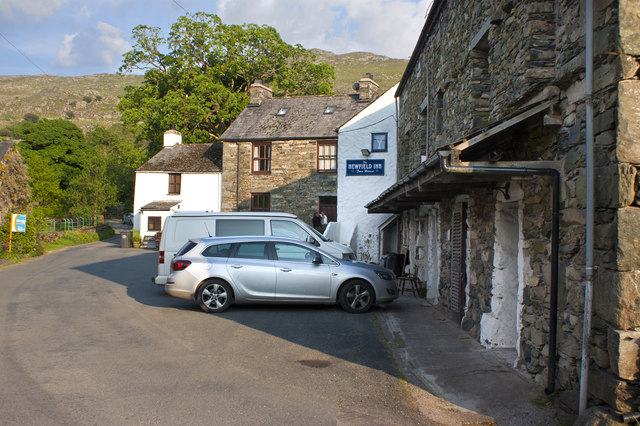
[23,113,39,123]
[0,212,47,255]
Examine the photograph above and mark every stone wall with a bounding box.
[222,140,336,226]
[396,0,640,412]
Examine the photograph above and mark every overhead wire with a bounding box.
[0,31,48,74]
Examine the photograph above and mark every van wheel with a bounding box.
[339,280,374,313]
[198,280,232,313]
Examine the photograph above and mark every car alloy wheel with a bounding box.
[198,280,232,313]
[339,280,374,313]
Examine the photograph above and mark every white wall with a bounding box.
[133,172,222,237]
[337,84,398,263]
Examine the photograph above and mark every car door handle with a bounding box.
[230,265,243,269]
[280,268,292,272]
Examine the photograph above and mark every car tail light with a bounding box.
[159,251,165,264]
[171,259,191,271]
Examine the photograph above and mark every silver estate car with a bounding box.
[165,236,399,313]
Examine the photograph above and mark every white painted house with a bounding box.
[329,84,399,263]
[133,130,223,237]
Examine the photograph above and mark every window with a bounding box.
[317,141,337,172]
[233,242,269,260]
[276,107,289,116]
[202,243,233,258]
[274,242,318,263]
[216,219,265,237]
[148,216,161,231]
[371,133,388,152]
[324,105,336,114]
[271,220,310,241]
[251,193,271,212]
[435,90,444,135]
[252,142,271,174]
[168,173,181,195]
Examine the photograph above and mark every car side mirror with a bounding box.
[312,255,323,264]
[307,235,319,246]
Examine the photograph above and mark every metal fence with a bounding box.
[45,216,104,233]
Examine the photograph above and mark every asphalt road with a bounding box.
[0,238,429,425]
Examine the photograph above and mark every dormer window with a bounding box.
[324,105,336,114]
[276,107,289,116]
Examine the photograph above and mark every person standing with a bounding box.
[312,211,322,232]
[320,211,328,231]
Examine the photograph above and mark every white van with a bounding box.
[153,211,355,285]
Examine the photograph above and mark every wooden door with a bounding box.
[450,202,467,322]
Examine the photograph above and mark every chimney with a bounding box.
[354,73,379,102]
[163,129,182,148]
[249,80,273,106]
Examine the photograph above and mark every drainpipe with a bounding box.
[439,153,560,394]
[579,0,595,415]
[236,142,240,211]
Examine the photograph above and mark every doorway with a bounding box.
[318,196,337,222]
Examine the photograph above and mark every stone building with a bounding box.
[367,0,639,415]
[219,78,378,225]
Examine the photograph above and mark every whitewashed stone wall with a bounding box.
[133,172,222,237]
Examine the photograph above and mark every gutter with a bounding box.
[439,152,561,394]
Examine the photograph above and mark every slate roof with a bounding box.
[140,200,182,210]
[219,94,371,142]
[137,143,222,173]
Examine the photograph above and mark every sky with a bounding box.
[0,0,433,77]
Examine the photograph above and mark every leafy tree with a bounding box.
[118,13,334,153]
[85,125,146,211]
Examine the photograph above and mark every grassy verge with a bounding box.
[0,225,115,266]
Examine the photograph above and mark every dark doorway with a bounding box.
[319,196,337,222]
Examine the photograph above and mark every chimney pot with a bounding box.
[249,81,273,106]
[356,74,379,102]
[163,129,182,147]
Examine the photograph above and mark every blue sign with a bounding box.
[346,159,385,176]
[12,214,26,233]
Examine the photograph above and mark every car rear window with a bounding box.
[177,241,198,256]
[202,243,233,258]
[215,219,264,237]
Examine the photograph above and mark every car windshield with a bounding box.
[302,222,329,242]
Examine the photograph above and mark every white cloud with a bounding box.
[97,22,130,66]
[52,22,130,73]
[0,0,68,19]
[216,0,432,59]
[55,33,79,67]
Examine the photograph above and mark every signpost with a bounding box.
[346,159,385,176]
[9,213,26,252]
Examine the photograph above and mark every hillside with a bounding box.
[311,49,407,95]
[0,51,407,132]
[0,74,144,132]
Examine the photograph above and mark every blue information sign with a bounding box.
[346,159,385,176]
[12,214,26,233]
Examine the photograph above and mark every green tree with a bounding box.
[118,13,334,154]
[86,125,146,211]
[11,119,87,216]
